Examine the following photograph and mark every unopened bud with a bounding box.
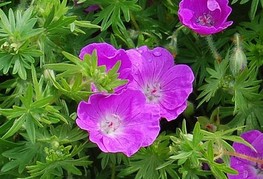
[43,69,55,80]
[230,34,247,76]
[183,101,194,118]
[166,33,178,58]
[230,47,247,75]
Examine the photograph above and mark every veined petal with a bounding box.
[79,42,132,92]
[229,130,263,179]
[207,0,221,12]
[241,130,262,144]
[102,128,144,157]
[228,159,258,179]
[160,102,188,121]
[76,89,160,157]
[178,9,194,25]
[178,0,233,35]
[129,46,194,122]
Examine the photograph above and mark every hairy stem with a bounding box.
[206,35,222,63]
[224,150,263,165]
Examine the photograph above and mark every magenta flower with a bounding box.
[178,0,233,35]
[76,89,160,157]
[126,46,194,121]
[228,130,263,179]
[84,5,100,13]
[79,43,132,91]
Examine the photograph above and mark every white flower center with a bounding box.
[100,114,122,135]
[144,83,162,103]
[256,163,263,175]
[196,13,214,27]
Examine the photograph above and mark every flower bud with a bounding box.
[230,47,247,76]
[43,69,55,80]
[183,101,194,118]
[230,34,247,76]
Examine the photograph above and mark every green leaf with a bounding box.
[20,84,33,109]
[197,59,229,108]
[0,118,15,136]
[249,0,259,20]
[192,122,203,147]
[169,152,192,160]
[44,6,56,27]
[31,65,42,100]
[24,114,36,143]
[206,141,214,161]
[93,0,141,31]
[31,96,54,109]
[62,51,82,65]
[44,63,79,72]
[210,165,227,179]
[2,114,26,139]
[221,135,255,151]
[0,9,11,32]
[0,1,11,7]
[0,106,27,119]
[1,160,20,173]
[74,20,101,29]
[2,142,41,173]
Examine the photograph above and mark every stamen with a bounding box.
[100,114,121,135]
[196,13,214,27]
[144,83,162,103]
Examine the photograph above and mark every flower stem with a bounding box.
[111,163,116,179]
[131,13,140,31]
[224,150,263,165]
[206,35,222,63]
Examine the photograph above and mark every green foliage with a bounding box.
[0,7,43,79]
[84,0,141,31]
[197,59,230,108]
[158,121,250,179]
[119,134,179,179]
[44,50,127,101]
[26,144,91,178]
[0,1,11,7]
[0,66,68,143]
[231,0,263,20]
[0,0,262,178]
[1,141,41,174]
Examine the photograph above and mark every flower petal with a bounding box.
[178,9,194,25]
[207,0,221,11]
[241,130,262,144]
[76,89,160,157]
[228,158,258,179]
[178,0,233,35]
[102,128,144,157]
[160,102,188,121]
[79,42,133,91]
[160,65,194,110]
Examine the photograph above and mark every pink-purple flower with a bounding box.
[79,43,132,91]
[228,130,263,179]
[127,46,194,121]
[76,42,194,156]
[178,0,233,35]
[76,89,160,157]
[84,5,100,13]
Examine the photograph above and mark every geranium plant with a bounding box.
[0,0,262,179]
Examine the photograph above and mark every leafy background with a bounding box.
[0,0,262,178]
